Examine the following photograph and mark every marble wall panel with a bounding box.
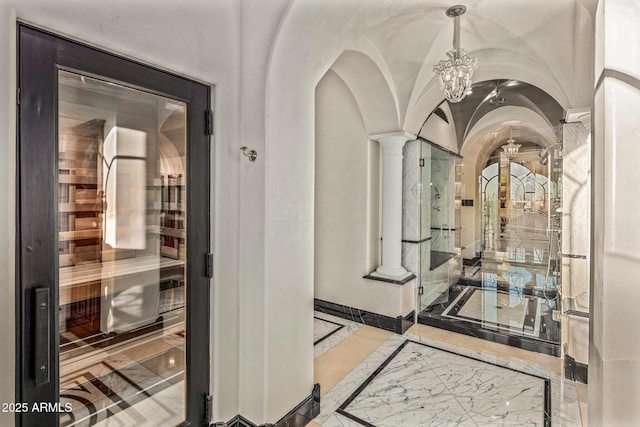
[402,140,419,241]
[419,240,431,285]
[420,142,431,240]
[562,122,590,258]
[401,242,419,275]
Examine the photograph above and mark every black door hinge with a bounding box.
[206,253,213,278]
[205,394,213,425]
[205,110,213,135]
[419,158,425,167]
[418,286,424,295]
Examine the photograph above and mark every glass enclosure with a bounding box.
[58,71,188,426]
[410,133,563,354]
[471,143,562,348]
[403,140,462,316]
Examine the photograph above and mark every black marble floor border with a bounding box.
[362,272,416,285]
[315,299,415,334]
[222,384,320,427]
[313,317,345,345]
[336,339,551,427]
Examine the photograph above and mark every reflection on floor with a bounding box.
[60,330,185,427]
[442,287,542,337]
[418,278,560,357]
[312,312,586,427]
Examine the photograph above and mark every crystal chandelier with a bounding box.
[433,5,478,103]
[502,127,521,159]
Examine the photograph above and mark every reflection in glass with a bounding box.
[57,71,187,426]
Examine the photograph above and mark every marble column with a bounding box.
[591,1,640,426]
[370,131,415,280]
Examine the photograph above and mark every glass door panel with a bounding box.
[57,70,188,426]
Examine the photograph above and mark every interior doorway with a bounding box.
[17,24,211,427]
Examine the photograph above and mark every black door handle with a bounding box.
[34,288,50,386]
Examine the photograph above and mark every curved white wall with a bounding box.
[315,70,415,318]
[1,1,246,424]
[0,1,298,425]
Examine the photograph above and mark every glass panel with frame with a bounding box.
[58,70,188,426]
[472,152,561,346]
[417,143,463,312]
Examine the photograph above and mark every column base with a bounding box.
[371,267,413,281]
[364,268,416,285]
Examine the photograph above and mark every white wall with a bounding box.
[591,1,640,425]
[0,5,17,427]
[1,1,243,424]
[236,0,296,421]
[314,70,411,319]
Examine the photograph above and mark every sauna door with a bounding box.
[17,24,211,427]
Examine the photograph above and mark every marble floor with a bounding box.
[418,282,560,357]
[60,330,185,427]
[311,312,586,427]
[442,287,542,337]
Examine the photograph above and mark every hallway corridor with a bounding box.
[311,313,586,426]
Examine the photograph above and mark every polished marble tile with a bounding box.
[60,335,185,427]
[321,412,366,427]
[406,323,561,375]
[341,340,546,427]
[314,317,343,344]
[442,287,542,337]
[91,382,184,427]
[314,326,393,398]
[314,324,362,359]
[315,334,407,425]
[314,311,363,359]
[417,282,561,356]
[576,382,588,426]
[314,317,585,427]
[552,377,582,427]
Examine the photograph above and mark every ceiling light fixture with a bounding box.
[502,127,521,159]
[433,5,478,103]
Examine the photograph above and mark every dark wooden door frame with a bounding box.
[17,23,211,427]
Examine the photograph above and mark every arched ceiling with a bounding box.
[446,79,564,149]
[317,0,594,151]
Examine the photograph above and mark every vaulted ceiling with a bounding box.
[321,0,595,153]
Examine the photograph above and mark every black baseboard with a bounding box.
[564,354,588,384]
[217,384,320,427]
[314,298,415,334]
